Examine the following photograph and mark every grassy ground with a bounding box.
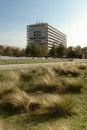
[0,58,67,65]
[0,62,87,130]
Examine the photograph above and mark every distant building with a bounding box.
[27,23,67,49]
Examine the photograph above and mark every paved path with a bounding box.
[0,59,86,70]
[0,62,60,70]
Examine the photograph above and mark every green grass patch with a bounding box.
[0,58,66,65]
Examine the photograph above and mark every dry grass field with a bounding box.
[0,61,87,130]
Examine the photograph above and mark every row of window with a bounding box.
[48,29,66,40]
[48,25,65,37]
[48,34,66,43]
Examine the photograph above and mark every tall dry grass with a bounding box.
[53,63,80,76]
[42,94,75,116]
[60,78,83,93]
[0,63,81,117]
[0,82,17,98]
[76,63,87,70]
[0,87,30,113]
[34,67,62,92]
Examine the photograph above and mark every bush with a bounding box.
[60,78,83,93]
[34,67,61,92]
[53,64,80,77]
[42,94,75,117]
[0,88,30,113]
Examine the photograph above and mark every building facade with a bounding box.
[27,23,67,49]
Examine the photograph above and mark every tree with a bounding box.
[67,46,75,58]
[40,44,48,57]
[74,46,82,58]
[25,43,40,57]
[25,44,31,56]
[82,47,87,59]
[49,45,57,57]
[13,47,20,56]
[56,44,66,57]
[0,45,5,55]
[20,49,25,56]
[4,46,14,56]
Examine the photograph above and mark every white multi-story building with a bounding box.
[27,23,67,49]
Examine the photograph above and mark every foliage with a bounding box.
[0,45,4,55]
[49,45,57,57]
[0,45,25,57]
[0,44,87,58]
[74,46,82,58]
[56,44,67,57]
[40,44,48,57]
[67,46,75,58]
[25,43,41,57]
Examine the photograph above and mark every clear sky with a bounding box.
[0,0,87,48]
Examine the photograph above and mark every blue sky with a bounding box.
[0,0,87,48]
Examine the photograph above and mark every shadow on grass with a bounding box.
[0,104,22,118]
[23,112,66,125]
[24,84,82,95]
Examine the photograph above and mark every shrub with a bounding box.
[53,64,80,77]
[42,94,75,117]
[0,88,30,113]
[60,78,83,93]
[34,67,61,92]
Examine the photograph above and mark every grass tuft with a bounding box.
[0,88,30,113]
[42,94,75,117]
[34,67,61,92]
[53,63,80,77]
[60,78,83,93]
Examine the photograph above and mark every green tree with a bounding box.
[40,44,48,57]
[74,46,82,58]
[0,45,5,55]
[25,43,40,57]
[20,49,25,56]
[49,45,57,57]
[4,46,14,56]
[13,47,20,56]
[56,44,66,57]
[67,46,75,58]
[25,44,31,56]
